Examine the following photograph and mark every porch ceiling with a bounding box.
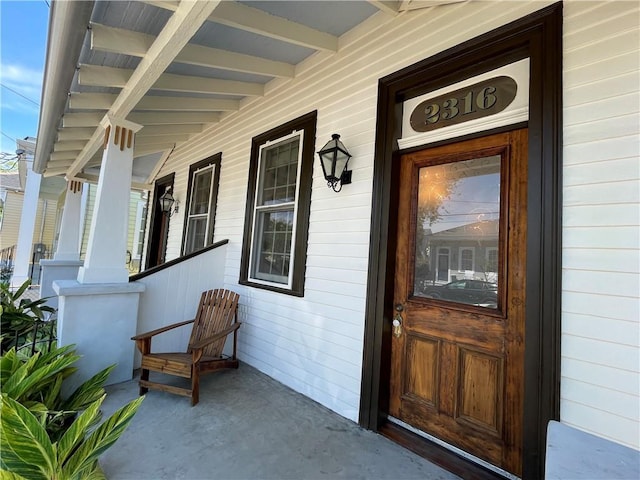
[34,0,465,187]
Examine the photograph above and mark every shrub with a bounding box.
[1,279,56,354]
[0,345,144,478]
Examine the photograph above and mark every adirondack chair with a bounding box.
[131,289,240,405]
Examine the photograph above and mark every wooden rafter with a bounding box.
[69,93,240,112]
[91,23,294,78]
[67,1,223,178]
[78,64,265,97]
[145,0,338,52]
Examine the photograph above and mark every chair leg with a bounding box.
[191,367,200,406]
[139,368,149,395]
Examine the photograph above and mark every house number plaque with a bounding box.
[410,76,517,132]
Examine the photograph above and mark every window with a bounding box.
[240,111,316,296]
[459,247,475,271]
[182,154,221,255]
[131,199,147,261]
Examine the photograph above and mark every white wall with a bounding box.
[133,243,228,364]
[152,0,639,450]
[561,0,640,449]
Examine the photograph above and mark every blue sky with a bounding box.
[0,0,49,156]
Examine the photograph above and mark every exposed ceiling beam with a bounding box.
[72,173,152,191]
[69,93,239,112]
[68,1,224,178]
[43,167,72,177]
[78,64,264,96]
[136,124,204,137]
[62,112,103,128]
[91,23,294,78]
[145,1,338,52]
[134,143,176,157]
[129,111,221,125]
[57,128,94,141]
[135,134,190,146]
[399,0,468,11]
[54,141,86,152]
[63,111,220,127]
[368,1,401,14]
[47,154,80,163]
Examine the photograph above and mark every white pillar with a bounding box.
[77,117,142,284]
[55,180,83,261]
[53,117,145,388]
[39,180,85,308]
[11,159,42,287]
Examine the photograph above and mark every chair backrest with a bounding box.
[187,289,239,357]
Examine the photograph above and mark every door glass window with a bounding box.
[414,155,501,309]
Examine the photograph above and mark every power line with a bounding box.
[0,83,40,107]
[1,130,16,144]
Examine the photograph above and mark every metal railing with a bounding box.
[1,315,58,355]
[1,244,16,282]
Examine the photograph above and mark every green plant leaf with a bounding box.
[0,394,55,480]
[0,469,31,480]
[43,371,64,409]
[11,280,31,301]
[36,344,76,366]
[4,354,79,403]
[57,395,104,466]
[1,353,41,398]
[62,396,144,478]
[0,349,20,385]
[62,365,115,412]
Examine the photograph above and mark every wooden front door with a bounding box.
[389,129,527,476]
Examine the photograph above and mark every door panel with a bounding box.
[390,129,527,476]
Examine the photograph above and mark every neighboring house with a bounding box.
[76,184,147,274]
[31,2,639,479]
[0,171,59,282]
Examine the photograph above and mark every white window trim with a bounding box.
[131,200,146,260]
[459,247,475,272]
[184,163,216,254]
[247,129,304,290]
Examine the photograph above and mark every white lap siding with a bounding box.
[561,0,640,449]
[153,0,640,450]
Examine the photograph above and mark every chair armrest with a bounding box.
[190,322,241,351]
[131,319,195,341]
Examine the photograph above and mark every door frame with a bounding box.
[145,173,174,270]
[359,3,562,479]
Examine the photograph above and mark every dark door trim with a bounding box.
[145,173,175,270]
[359,3,562,479]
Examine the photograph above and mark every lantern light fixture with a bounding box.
[317,133,352,192]
[159,187,175,216]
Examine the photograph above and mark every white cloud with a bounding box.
[0,63,44,104]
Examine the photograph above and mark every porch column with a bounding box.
[77,117,142,284]
[11,157,42,287]
[54,117,145,390]
[39,181,84,307]
[55,180,83,261]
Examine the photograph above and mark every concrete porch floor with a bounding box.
[100,364,461,480]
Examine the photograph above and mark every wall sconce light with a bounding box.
[317,134,352,192]
[159,187,175,217]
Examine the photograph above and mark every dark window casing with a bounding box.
[181,153,221,255]
[239,111,317,297]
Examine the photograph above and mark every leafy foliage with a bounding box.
[0,346,116,441]
[1,393,144,480]
[1,279,56,354]
[0,345,144,478]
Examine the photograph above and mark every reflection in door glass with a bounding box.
[413,155,501,309]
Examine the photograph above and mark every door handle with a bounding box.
[392,313,403,338]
